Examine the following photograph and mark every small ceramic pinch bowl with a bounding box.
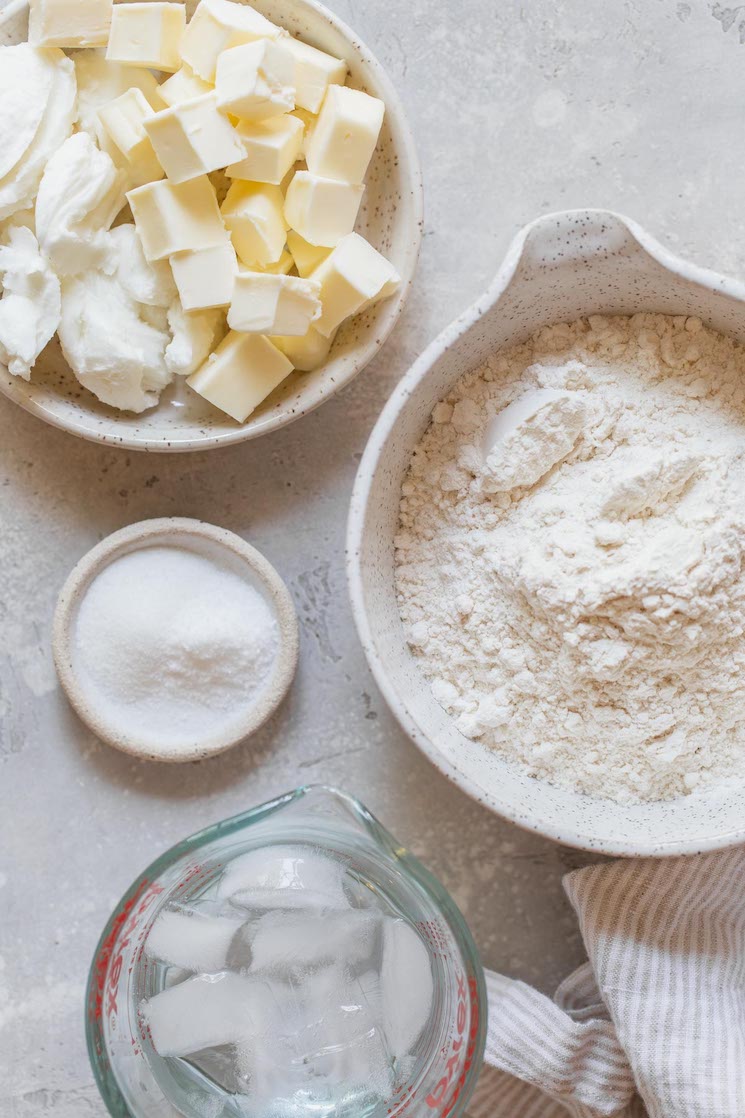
[348,208,745,858]
[53,518,299,761]
[0,0,422,452]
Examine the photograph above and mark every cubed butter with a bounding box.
[284,37,347,114]
[170,241,238,310]
[226,115,303,185]
[306,85,384,184]
[158,65,213,107]
[29,0,112,47]
[98,88,163,182]
[228,272,320,336]
[287,229,330,277]
[249,249,294,275]
[127,176,226,261]
[215,40,295,119]
[181,0,283,82]
[284,171,363,247]
[221,181,287,267]
[145,93,246,184]
[106,2,186,72]
[187,330,293,422]
[311,232,400,336]
[272,325,335,371]
[289,108,316,157]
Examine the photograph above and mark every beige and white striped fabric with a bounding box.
[467,848,745,1117]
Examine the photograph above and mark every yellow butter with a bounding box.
[170,241,238,311]
[127,176,226,261]
[226,115,303,185]
[284,37,346,114]
[221,181,287,267]
[181,0,283,82]
[29,0,112,48]
[311,232,399,337]
[306,85,384,185]
[286,229,330,277]
[187,330,293,422]
[228,272,320,336]
[158,65,213,108]
[98,88,163,183]
[272,325,335,372]
[215,39,295,120]
[248,249,294,276]
[145,93,246,183]
[284,170,364,248]
[106,2,185,72]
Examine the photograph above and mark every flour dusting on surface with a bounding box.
[395,313,745,803]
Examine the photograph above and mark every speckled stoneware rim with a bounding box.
[53,518,299,761]
[348,208,745,858]
[0,0,423,453]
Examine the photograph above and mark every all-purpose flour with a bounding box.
[395,313,745,803]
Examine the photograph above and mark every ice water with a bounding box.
[140,843,435,1118]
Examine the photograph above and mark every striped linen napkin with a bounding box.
[467,847,745,1117]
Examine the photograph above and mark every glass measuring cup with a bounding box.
[86,785,486,1118]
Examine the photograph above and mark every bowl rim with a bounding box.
[0,0,424,453]
[346,206,745,858]
[52,517,300,761]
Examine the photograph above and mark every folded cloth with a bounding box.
[467,848,745,1118]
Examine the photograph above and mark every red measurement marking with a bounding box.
[88,877,166,1024]
[425,971,480,1115]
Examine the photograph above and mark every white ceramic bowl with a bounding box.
[348,208,745,858]
[0,0,422,452]
[53,518,299,760]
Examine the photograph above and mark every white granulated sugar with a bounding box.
[73,545,279,754]
[395,314,745,803]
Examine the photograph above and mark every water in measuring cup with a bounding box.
[140,843,435,1118]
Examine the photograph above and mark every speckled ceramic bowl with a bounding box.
[0,0,422,452]
[53,518,299,760]
[348,208,745,858]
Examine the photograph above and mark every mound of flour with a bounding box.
[395,314,745,803]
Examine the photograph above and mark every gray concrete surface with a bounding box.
[2,1,744,1114]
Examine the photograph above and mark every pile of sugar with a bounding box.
[395,313,745,803]
[73,545,279,754]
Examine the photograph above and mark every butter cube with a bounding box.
[181,0,283,82]
[272,325,335,371]
[215,40,295,119]
[98,88,163,182]
[306,85,384,184]
[187,330,293,422]
[289,108,317,157]
[284,37,347,114]
[29,0,112,47]
[285,171,363,247]
[106,2,186,72]
[145,93,246,183]
[158,65,213,107]
[221,181,287,267]
[226,115,303,185]
[287,229,329,277]
[127,176,226,261]
[250,249,294,275]
[228,272,320,335]
[170,241,238,310]
[311,232,400,336]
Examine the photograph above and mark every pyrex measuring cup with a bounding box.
[86,785,486,1118]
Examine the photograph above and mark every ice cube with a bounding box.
[248,909,380,973]
[145,909,244,974]
[143,972,271,1057]
[292,964,394,1099]
[379,919,434,1058]
[217,845,347,910]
